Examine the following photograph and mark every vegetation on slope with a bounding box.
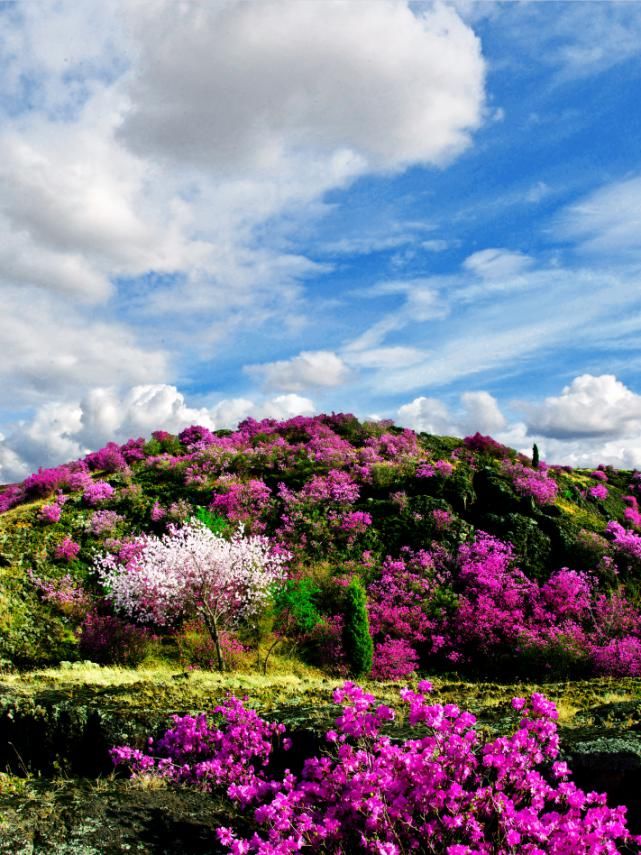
[1,414,640,682]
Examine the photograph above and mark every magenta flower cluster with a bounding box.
[367,532,641,676]
[113,682,640,854]
[54,536,80,561]
[502,461,559,505]
[90,509,123,535]
[588,484,608,501]
[210,478,273,533]
[83,480,115,506]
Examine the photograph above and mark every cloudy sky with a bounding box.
[2,0,641,480]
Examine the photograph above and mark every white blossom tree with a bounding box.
[95,520,288,671]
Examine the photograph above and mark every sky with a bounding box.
[2,0,641,480]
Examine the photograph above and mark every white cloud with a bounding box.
[398,389,506,436]
[345,347,427,370]
[557,175,641,257]
[397,396,455,435]
[460,390,507,433]
[462,248,534,279]
[422,239,450,252]
[0,287,167,405]
[525,374,641,439]
[0,0,487,431]
[246,351,349,393]
[120,0,485,174]
[398,374,641,469]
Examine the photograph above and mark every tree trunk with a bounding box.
[200,606,225,672]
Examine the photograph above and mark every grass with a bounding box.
[4,662,641,732]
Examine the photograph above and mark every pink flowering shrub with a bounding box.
[591,636,641,676]
[85,442,129,474]
[90,509,123,535]
[39,503,61,523]
[23,466,71,499]
[590,469,608,482]
[28,570,90,620]
[79,611,157,665]
[367,532,641,676]
[607,520,641,561]
[463,432,511,458]
[83,480,115,506]
[301,470,360,503]
[119,437,147,462]
[150,501,166,521]
[0,485,23,513]
[503,461,559,505]
[210,478,272,533]
[432,508,452,530]
[589,484,608,501]
[416,459,453,478]
[178,424,215,450]
[113,682,640,854]
[371,637,419,679]
[54,537,80,562]
[624,495,641,528]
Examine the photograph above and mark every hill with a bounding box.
[1,413,640,678]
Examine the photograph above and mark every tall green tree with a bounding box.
[343,578,373,677]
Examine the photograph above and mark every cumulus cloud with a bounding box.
[398,374,641,469]
[460,390,507,433]
[397,396,455,436]
[398,389,506,437]
[120,0,485,173]
[246,351,349,392]
[0,288,167,405]
[525,374,641,439]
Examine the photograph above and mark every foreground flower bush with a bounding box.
[113,681,640,854]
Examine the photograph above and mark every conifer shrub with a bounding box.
[343,578,373,677]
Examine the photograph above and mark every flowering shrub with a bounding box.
[607,520,641,561]
[28,570,90,620]
[589,484,608,501]
[590,470,608,482]
[371,637,419,679]
[0,485,23,513]
[83,481,115,506]
[113,682,641,854]
[39,503,61,523]
[54,537,80,562]
[178,424,215,450]
[463,432,511,458]
[416,459,453,478]
[210,478,272,533]
[503,461,559,505]
[624,495,641,528]
[79,611,157,665]
[90,509,123,535]
[95,521,288,670]
[432,508,452,530]
[85,442,129,474]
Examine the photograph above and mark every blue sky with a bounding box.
[2,0,641,478]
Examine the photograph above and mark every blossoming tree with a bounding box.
[96,520,288,670]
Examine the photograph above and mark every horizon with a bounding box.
[2,1,641,476]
